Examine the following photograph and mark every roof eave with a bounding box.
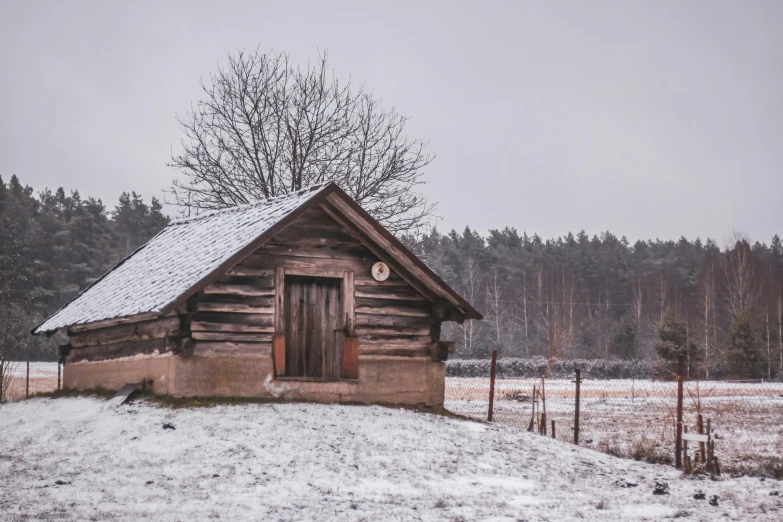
[322,187,483,322]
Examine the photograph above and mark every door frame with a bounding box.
[272,267,356,380]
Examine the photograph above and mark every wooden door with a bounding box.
[284,276,343,379]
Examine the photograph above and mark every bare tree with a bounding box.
[603,283,612,357]
[0,306,20,401]
[562,267,575,352]
[169,50,434,234]
[700,260,717,379]
[723,237,761,320]
[766,305,772,380]
[632,277,644,330]
[454,257,482,357]
[533,264,549,357]
[515,270,530,356]
[779,289,782,374]
[764,266,775,380]
[485,269,505,355]
[659,275,668,327]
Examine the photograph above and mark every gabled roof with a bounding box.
[34,182,481,334]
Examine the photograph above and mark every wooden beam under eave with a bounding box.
[323,190,482,320]
[67,311,168,333]
[273,267,285,336]
[318,201,438,304]
[323,194,460,306]
[272,266,286,377]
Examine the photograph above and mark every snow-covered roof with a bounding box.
[34,181,482,334]
[34,184,332,333]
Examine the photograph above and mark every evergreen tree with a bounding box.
[654,308,687,362]
[0,175,169,360]
[112,192,169,256]
[727,312,761,378]
[652,308,698,375]
[611,320,637,359]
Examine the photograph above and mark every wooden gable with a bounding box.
[190,205,437,368]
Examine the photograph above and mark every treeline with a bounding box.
[3,173,782,378]
[0,175,168,360]
[414,227,783,379]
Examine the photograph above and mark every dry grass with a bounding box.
[446,377,783,476]
[5,376,58,399]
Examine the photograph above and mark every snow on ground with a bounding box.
[1,398,781,521]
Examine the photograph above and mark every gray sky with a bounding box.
[1,0,781,243]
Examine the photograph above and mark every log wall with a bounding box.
[65,315,182,363]
[193,205,438,360]
[63,204,442,367]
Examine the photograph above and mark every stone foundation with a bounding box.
[63,355,445,407]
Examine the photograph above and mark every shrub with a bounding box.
[446,357,658,379]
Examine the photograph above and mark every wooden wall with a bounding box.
[192,205,437,360]
[64,204,441,366]
[65,314,182,363]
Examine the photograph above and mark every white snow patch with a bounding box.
[621,504,678,518]
[0,398,780,521]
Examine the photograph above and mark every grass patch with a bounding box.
[722,456,783,480]
[141,391,472,419]
[24,387,116,401]
[595,437,673,467]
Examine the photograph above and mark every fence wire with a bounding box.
[445,360,783,475]
[3,361,60,401]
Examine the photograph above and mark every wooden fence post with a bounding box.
[527,385,537,431]
[487,349,498,422]
[26,361,30,398]
[697,414,705,464]
[675,354,685,469]
[551,420,556,439]
[57,358,62,392]
[573,369,581,445]
[540,378,547,436]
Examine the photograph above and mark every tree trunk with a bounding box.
[779,291,782,374]
[704,285,710,380]
[767,307,772,380]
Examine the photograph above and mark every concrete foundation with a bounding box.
[63,355,446,407]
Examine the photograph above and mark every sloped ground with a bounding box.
[0,398,780,521]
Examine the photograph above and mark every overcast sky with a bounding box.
[1,1,781,243]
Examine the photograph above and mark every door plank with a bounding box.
[283,275,342,379]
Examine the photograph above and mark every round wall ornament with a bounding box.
[371,262,390,281]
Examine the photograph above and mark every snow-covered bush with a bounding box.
[446,357,659,379]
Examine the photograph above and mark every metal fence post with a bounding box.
[487,349,498,422]
[573,368,581,445]
[675,354,685,469]
[26,361,30,398]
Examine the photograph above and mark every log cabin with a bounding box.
[33,182,482,406]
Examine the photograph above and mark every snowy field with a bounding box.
[4,362,59,400]
[1,398,781,521]
[446,377,783,472]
